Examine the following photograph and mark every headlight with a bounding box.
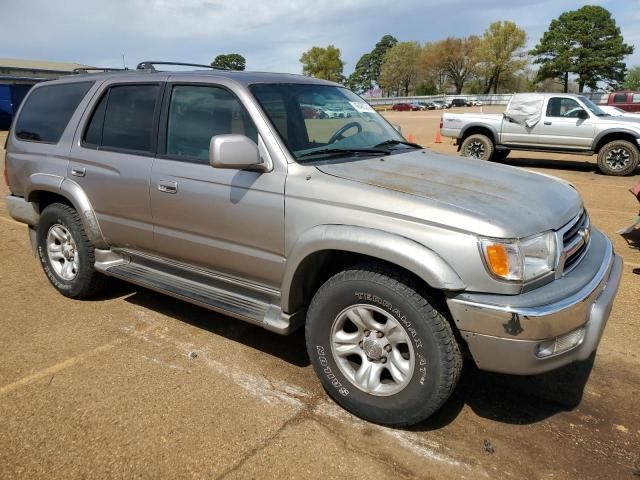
[479,231,556,282]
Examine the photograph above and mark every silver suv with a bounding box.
[4,63,623,426]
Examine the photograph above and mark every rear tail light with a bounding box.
[439,117,443,129]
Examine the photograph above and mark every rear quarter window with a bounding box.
[14,82,93,143]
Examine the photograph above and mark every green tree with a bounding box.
[347,53,374,94]
[530,5,633,92]
[379,41,422,96]
[623,66,640,90]
[300,45,345,83]
[369,34,398,93]
[477,21,527,93]
[211,53,246,71]
[439,36,481,94]
[419,42,449,93]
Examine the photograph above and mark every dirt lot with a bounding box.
[0,117,639,480]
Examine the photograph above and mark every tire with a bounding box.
[460,133,494,161]
[305,264,462,427]
[493,149,511,162]
[36,203,107,299]
[597,140,639,176]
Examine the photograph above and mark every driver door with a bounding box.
[533,97,595,149]
[149,83,286,288]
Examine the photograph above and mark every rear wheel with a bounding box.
[305,264,462,426]
[597,140,639,176]
[37,203,107,299]
[460,133,494,161]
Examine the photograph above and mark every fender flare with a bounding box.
[281,225,465,312]
[25,173,109,248]
[459,123,499,144]
[591,128,640,151]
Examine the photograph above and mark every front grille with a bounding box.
[560,210,590,274]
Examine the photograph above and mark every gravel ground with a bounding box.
[0,121,638,480]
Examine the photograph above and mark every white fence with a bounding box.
[366,92,609,106]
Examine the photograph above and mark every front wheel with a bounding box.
[305,265,462,427]
[460,133,494,161]
[597,140,639,176]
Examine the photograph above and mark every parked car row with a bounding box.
[300,103,355,119]
[391,100,453,111]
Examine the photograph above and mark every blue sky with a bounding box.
[2,0,638,75]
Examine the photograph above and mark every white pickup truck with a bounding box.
[441,93,640,176]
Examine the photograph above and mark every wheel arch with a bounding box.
[592,129,640,153]
[281,225,465,314]
[458,124,499,150]
[25,174,108,248]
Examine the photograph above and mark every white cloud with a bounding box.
[2,0,636,75]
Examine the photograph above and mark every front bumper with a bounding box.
[446,229,623,375]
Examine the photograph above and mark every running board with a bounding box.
[95,251,301,335]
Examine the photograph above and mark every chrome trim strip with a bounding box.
[116,248,280,298]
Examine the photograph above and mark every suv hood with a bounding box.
[315,149,582,238]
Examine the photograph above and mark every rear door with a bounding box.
[68,80,165,251]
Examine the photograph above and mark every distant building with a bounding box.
[0,58,93,129]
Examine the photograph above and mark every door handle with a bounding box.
[157,180,178,194]
[71,166,86,177]
[544,121,552,125]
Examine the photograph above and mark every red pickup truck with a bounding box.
[604,91,640,112]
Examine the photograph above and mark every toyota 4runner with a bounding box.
[4,62,623,426]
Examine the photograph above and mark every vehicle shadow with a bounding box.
[503,155,640,176]
[413,354,596,431]
[120,286,310,368]
[92,281,595,426]
[502,155,596,173]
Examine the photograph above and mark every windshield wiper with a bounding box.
[373,139,422,149]
[296,147,389,160]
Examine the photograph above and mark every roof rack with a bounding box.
[136,61,228,72]
[72,67,129,74]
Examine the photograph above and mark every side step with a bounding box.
[97,253,301,335]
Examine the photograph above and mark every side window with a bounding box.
[632,94,640,104]
[15,82,93,143]
[83,84,159,152]
[102,85,159,152]
[613,93,627,103]
[546,97,581,117]
[83,92,108,147]
[165,85,258,162]
[249,85,288,143]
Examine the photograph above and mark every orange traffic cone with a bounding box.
[407,134,415,143]
[434,129,442,144]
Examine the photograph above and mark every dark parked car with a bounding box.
[392,103,419,111]
[451,98,467,107]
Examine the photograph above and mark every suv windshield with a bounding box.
[250,84,412,161]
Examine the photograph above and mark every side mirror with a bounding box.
[209,134,266,171]
[577,109,589,119]
[392,123,402,133]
